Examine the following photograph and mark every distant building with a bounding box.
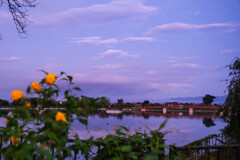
[164,102,178,106]
[135,104,142,108]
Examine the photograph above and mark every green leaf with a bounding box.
[78,118,88,127]
[112,157,121,160]
[64,90,69,97]
[73,87,81,91]
[60,71,66,75]
[35,147,53,160]
[14,144,33,160]
[21,107,31,120]
[45,131,60,144]
[119,125,129,132]
[157,119,168,131]
[52,84,60,90]
[117,145,132,152]
[61,78,68,82]
[39,70,48,75]
[26,86,31,94]
[40,78,46,84]
[67,75,73,83]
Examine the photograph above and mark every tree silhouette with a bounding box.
[143,100,150,107]
[0,0,37,39]
[202,94,216,105]
[117,99,123,104]
[221,57,240,143]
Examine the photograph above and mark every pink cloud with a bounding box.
[0,57,23,62]
[32,0,157,27]
[121,37,154,43]
[92,49,139,60]
[146,22,240,35]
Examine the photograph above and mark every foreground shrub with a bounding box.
[0,71,168,160]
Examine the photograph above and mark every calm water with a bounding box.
[0,111,227,147]
[70,112,227,146]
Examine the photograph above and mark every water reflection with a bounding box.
[202,118,216,127]
[70,111,227,146]
[0,110,227,146]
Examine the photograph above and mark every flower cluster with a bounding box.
[56,112,66,123]
[46,73,56,85]
[11,73,56,101]
[25,102,31,108]
[31,82,41,93]
[11,90,24,101]
[11,136,19,146]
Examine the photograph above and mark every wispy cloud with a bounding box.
[168,83,193,87]
[168,56,198,60]
[91,63,123,70]
[171,63,200,68]
[92,49,139,60]
[163,56,198,64]
[219,48,239,54]
[146,22,240,35]
[147,82,193,91]
[70,37,118,46]
[70,36,154,46]
[146,70,156,75]
[165,56,200,68]
[0,57,23,62]
[74,72,135,84]
[32,0,157,27]
[121,37,154,43]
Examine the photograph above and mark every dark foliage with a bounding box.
[202,94,216,105]
[222,57,240,143]
[0,99,9,106]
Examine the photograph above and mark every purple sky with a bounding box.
[0,0,240,102]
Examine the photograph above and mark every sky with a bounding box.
[0,0,240,103]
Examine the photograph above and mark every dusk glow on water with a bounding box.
[0,113,226,146]
[70,113,227,146]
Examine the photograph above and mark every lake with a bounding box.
[69,111,227,146]
[0,110,227,147]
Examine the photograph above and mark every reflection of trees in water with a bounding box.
[143,114,149,119]
[97,112,110,118]
[96,112,125,119]
[202,118,216,127]
[96,110,220,119]
[117,114,123,119]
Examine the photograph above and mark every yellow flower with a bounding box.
[41,143,46,150]
[56,112,66,123]
[112,126,116,131]
[11,90,24,101]
[4,119,9,124]
[11,136,19,145]
[46,73,57,85]
[31,82,41,93]
[25,102,31,108]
